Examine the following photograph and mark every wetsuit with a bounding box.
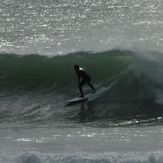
[76,67,95,97]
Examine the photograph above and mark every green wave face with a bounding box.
[0,50,132,90]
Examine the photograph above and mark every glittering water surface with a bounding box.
[1,126,163,153]
[0,0,163,55]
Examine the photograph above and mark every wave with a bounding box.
[0,50,163,126]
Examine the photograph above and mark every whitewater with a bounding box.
[0,0,163,162]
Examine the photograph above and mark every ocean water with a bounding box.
[0,0,163,163]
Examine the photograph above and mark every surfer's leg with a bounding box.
[79,80,87,97]
[87,81,96,92]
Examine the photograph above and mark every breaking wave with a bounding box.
[0,49,163,126]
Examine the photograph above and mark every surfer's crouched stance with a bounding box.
[74,64,96,97]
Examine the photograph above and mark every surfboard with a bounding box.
[66,96,88,107]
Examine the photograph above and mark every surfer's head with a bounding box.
[74,64,80,71]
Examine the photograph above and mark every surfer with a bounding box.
[74,64,96,97]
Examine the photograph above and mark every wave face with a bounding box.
[0,50,163,126]
[0,50,131,90]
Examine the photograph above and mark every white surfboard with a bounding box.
[66,96,88,107]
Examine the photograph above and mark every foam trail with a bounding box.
[88,80,118,102]
[87,70,127,102]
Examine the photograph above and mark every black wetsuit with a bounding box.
[76,68,95,97]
